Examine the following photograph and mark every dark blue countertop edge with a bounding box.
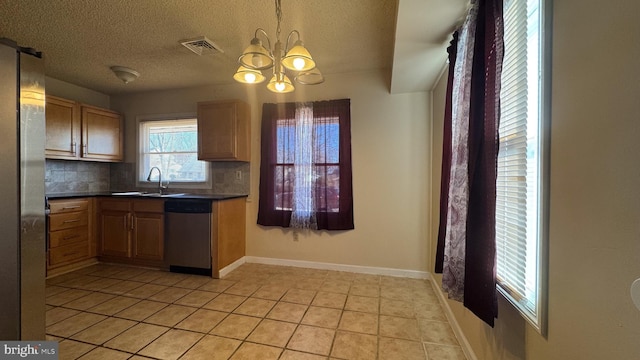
[45,192,249,201]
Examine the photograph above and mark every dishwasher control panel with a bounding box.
[165,199,212,213]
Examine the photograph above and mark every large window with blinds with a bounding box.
[497,0,549,334]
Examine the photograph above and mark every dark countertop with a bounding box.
[46,192,248,201]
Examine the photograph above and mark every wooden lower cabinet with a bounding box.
[47,198,97,276]
[100,209,130,258]
[98,198,164,266]
[47,195,246,277]
[212,197,246,277]
[132,212,164,261]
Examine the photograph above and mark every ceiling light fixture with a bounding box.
[233,0,324,93]
[110,66,140,84]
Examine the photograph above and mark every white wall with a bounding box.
[111,69,433,273]
[46,77,110,108]
[528,0,640,358]
[430,0,640,359]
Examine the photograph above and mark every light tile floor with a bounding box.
[45,263,467,360]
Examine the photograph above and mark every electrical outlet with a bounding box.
[235,170,242,181]
[293,231,299,242]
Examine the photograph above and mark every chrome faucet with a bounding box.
[146,166,168,194]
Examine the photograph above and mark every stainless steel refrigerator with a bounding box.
[0,38,46,340]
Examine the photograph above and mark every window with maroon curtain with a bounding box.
[257,99,354,230]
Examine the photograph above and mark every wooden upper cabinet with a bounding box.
[45,95,123,162]
[81,105,124,162]
[197,99,250,162]
[45,95,81,160]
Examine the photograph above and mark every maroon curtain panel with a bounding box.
[435,0,503,327]
[463,0,503,327]
[257,102,294,227]
[257,99,354,230]
[435,32,459,274]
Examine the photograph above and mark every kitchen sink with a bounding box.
[111,191,186,198]
[142,193,186,198]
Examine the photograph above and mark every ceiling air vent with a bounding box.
[180,36,224,55]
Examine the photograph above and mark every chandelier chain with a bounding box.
[275,0,283,41]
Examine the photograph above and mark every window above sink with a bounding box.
[137,116,212,190]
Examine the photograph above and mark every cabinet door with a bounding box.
[100,210,130,258]
[45,95,80,159]
[197,100,250,161]
[132,212,164,261]
[81,105,123,162]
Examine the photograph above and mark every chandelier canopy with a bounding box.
[233,0,324,93]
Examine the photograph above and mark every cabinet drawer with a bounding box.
[50,226,88,248]
[49,211,88,231]
[100,199,131,212]
[49,241,89,266]
[133,199,164,213]
[50,199,89,214]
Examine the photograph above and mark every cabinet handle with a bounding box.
[62,234,80,240]
[63,219,80,223]
[130,214,134,230]
[62,206,81,210]
[72,141,77,156]
[63,251,80,257]
[82,144,87,156]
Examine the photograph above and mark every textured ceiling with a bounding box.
[0,0,466,95]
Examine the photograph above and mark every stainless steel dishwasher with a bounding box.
[165,199,213,276]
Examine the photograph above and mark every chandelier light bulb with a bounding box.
[233,66,266,84]
[293,58,306,70]
[244,72,257,83]
[267,73,294,93]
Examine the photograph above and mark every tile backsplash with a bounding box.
[46,160,250,195]
[45,160,110,194]
[209,161,251,195]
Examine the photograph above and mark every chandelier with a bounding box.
[233,0,324,93]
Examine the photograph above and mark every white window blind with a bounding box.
[497,0,547,334]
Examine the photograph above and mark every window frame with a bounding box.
[495,0,551,336]
[136,114,211,190]
[273,115,342,213]
[257,99,354,231]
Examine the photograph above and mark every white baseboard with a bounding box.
[243,256,430,279]
[218,257,247,278]
[429,278,478,360]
